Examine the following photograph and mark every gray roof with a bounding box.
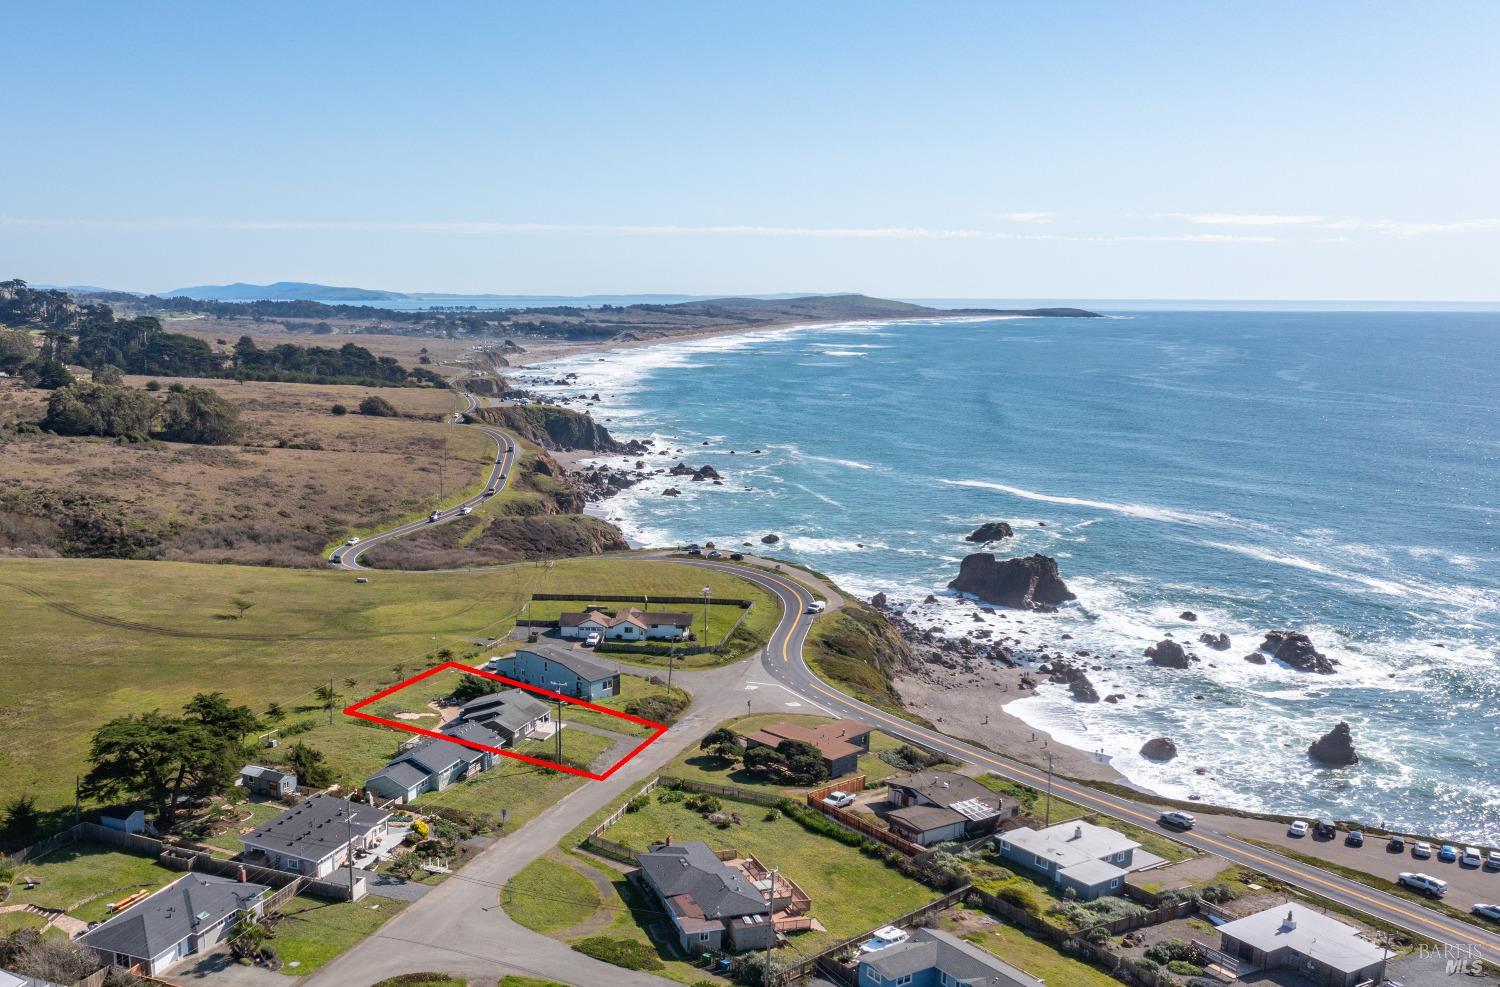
[80,873,267,962]
[438,719,506,750]
[860,928,1042,987]
[887,804,966,834]
[999,820,1139,870]
[239,764,294,784]
[1218,903,1386,972]
[366,761,429,793]
[635,842,765,920]
[887,771,1010,816]
[396,723,497,776]
[506,643,619,683]
[1059,857,1128,886]
[457,689,550,736]
[243,794,389,860]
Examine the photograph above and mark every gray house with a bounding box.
[239,764,297,798]
[79,873,268,976]
[1218,904,1387,987]
[240,794,390,878]
[634,842,776,953]
[485,644,621,700]
[455,688,552,744]
[884,771,1018,846]
[858,928,1043,987]
[994,819,1159,900]
[365,721,505,804]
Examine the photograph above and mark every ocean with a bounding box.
[517,311,1500,841]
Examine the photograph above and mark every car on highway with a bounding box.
[1438,844,1458,862]
[346,536,360,545]
[823,791,857,809]
[1461,846,1483,867]
[1412,841,1433,859]
[428,510,441,522]
[1288,820,1309,838]
[1345,830,1364,847]
[1387,834,1406,853]
[1397,872,1448,897]
[806,600,826,614]
[459,505,472,516]
[1158,811,1196,830]
[486,486,498,496]
[585,632,602,647]
[1474,903,1500,922]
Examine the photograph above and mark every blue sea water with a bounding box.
[520,312,1500,840]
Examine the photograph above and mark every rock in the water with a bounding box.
[1145,639,1191,669]
[1179,611,1198,622]
[1062,668,1100,703]
[946,553,1075,611]
[1243,652,1267,665]
[1261,631,1338,674]
[662,487,682,497]
[1140,737,1179,761]
[1198,632,1231,651]
[871,591,889,609]
[761,534,780,544]
[965,521,1015,543]
[923,594,938,604]
[1308,721,1359,767]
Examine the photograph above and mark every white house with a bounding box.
[995,820,1165,900]
[559,605,694,642]
[1218,904,1388,986]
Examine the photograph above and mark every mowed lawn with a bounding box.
[598,789,940,957]
[0,556,774,818]
[5,845,181,924]
[503,855,601,934]
[268,894,408,975]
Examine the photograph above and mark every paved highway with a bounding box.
[682,557,1500,966]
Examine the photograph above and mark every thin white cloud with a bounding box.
[992,211,1055,224]
[1159,211,1500,237]
[1163,212,1329,227]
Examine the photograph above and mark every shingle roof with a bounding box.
[742,719,872,762]
[860,928,1042,986]
[506,643,619,683]
[242,794,389,860]
[1218,903,1386,972]
[239,764,294,784]
[457,688,550,736]
[366,761,429,793]
[80,873,268,963]
[635,842,765,921]
[560,607,693,629]
[887,804,965,834]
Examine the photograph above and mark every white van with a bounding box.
[805,600,826,614]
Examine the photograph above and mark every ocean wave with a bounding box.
[791,482,845,509]
[940,479,1242,526]
[818,350,869,357]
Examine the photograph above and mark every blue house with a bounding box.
[858,928,1042,987]
[485,644,621,700]
[365,721,503,804]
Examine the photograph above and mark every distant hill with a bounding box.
[163,281,410,302]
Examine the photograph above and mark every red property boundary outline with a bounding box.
[343,661,668,781]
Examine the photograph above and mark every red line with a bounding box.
[341,661,667,780]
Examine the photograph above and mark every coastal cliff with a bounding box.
[473,404,621,453]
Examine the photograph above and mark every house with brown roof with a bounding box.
[559,605,694,642]
[884,770,1018,846]
[741,719,873,778]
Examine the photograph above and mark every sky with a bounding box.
[4,2,1499,301]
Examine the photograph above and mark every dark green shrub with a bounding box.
[571,936,664,971]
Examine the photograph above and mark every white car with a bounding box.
[459,505,472,516]
[1412,841,1434,859]
[823,791,857,809]
[1288,820,1309,838]
[585,632,602,647]
[805,600,826,614]
[428,510,442,522]
[1397,872,1448,897]
[1461,847,1483,867]
[1474,903,1500,922]
[1487,851,1500,870]
[346,536,360,545]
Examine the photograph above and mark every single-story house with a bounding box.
[79,873,268,976]
[634,842,780,953]
[858,927,1043,987]
[884,771,1018,846]
[365,721,505,804]
[455,688,552,743]
[560,605,695,642]
[240,794,390,877]
[742,719,873,778]
[994,819,1158,900]
[485,644,620,700]
[239,764,297,798]
[1217,903,1387,987]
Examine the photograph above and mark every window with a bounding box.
[698,932,711,942]
[894,976,912,986]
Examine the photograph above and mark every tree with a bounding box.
[282,742,334,788]
[451,675,499,704]
[156,385,243,445]
[699,727,740,763]
[777,739,829,785]
[33,360,74,390]
[40,382,157,438]
[1,794,40,843]
[0,328,35,373]
[330,403,348,416]
[312,684,340,711]
[144,379,161,391]
[182,692,260,745]
[264,702,285,722]
[81,712,237,824]
[90,363,125,385]
[359,395,399,417]
[230,597,254,619]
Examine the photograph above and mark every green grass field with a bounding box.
[0,555,776,818]
[939,907,1118,986]
[503,855,602,934]
[5,845,181,923]
[269,895,408,975]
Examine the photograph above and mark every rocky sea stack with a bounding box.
[1308,721,1359,767]
[1261,631,1338,674]
[947,553,1075,611]
[1140,737,1179,761]
[965,521,1014,543]
[1145,639,1191,669]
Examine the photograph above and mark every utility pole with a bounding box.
[549,680,567,764]
[700,585,711,648]
[345,798,355,900]
[666,636,676,696]
[762,864,777,987]
[1044,751,1056,827]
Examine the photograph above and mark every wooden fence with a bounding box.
[802,792,927,857]
[582,776,660,863]
[662,776,785,808]
[805,776,868,801]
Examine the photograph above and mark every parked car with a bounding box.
[1387,834,1407,852]
[707,550,723,559]
[1345,830,1364,847]
[585,632,602,647]
[823,791,857,809]
[1461,847,1483,867]
[1397,872,1448,897]
[1487,851,1500,871]
[1438,843,1458,862]
[1288,820,1309,838]
[687,547,703,556]
[1313,818,1337,839]
[1159,811,1197,830]
[684,543,701,551]
[346,536,361,545]
[730,552,745,560]
[1474,903,1500,922]
[1412,841,1434,859]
